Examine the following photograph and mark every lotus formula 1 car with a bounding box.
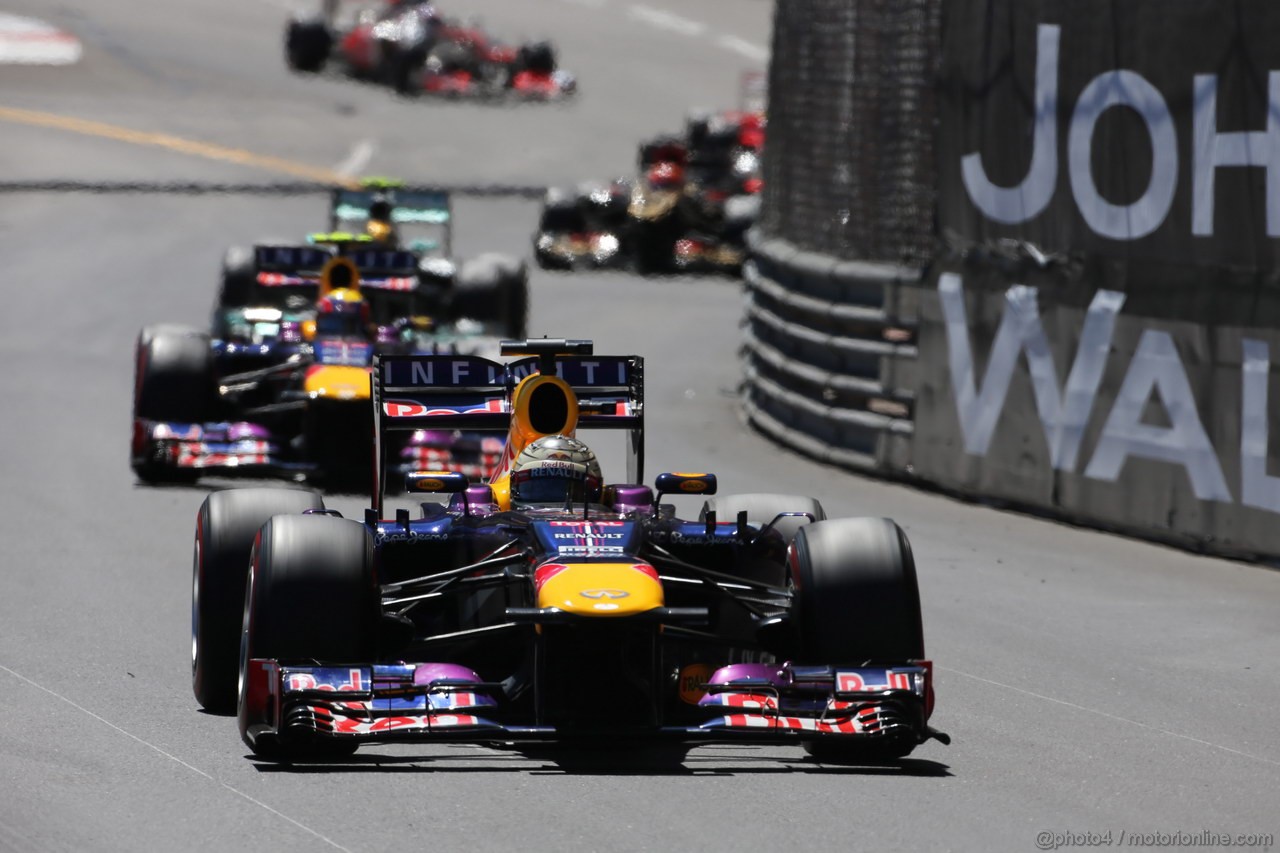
[534,110,764,275]
[189,338,947,763]
[286,1,575,100]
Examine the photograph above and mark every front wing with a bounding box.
[131,419,301,478]
[240,660,946,751]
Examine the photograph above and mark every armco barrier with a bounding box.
[742,231,919,475]
[744,233,1280,560]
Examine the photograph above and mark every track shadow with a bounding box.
[249,743,952,777]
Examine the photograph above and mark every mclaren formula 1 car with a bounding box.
[285,1,575,100]
[189,338,947,762]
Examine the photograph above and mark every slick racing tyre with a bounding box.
[699,493,825,586]
[454,254,529,339]
[132,326,216,483]
[217,245,255,309]
[790,517,925,762]
[285,15,331,73]
[791,517,923,662]
[701,493,826,546]
[192,488,324,713]
[134,326,214,423]
[240,514,378,760]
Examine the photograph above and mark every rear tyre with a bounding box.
[132,326,215,484]
[217,246,255,309]
[454,255,529,339]
[240,514,378,759]
[285,16,331,73]
[790,517,925,762]
[192,488,324,713]
[390,44,427,95]
[700,493,826,545]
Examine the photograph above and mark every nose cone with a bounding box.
[304,365,371,399]
[534,562,663,616]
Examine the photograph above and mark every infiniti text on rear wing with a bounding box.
[372,351,645,509]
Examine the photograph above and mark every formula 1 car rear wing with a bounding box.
[329,186,453,257]
[255,240,420,291]
[371,339,644,516]
[252,243,335,289]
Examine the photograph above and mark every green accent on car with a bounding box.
[361,176,406,190]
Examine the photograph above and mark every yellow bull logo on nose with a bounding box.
[579,589,630,600]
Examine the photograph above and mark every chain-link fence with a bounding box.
[759,0,941,266]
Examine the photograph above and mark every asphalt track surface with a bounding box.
[0,2,1278,851]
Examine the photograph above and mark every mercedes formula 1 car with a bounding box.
[285,1,575,100]
[189,338,947,763]
[217,182,528,343]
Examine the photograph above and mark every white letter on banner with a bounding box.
[1240,338,1280,512]
[411,361,434,385]
[961,24,1060,224]
[939,273,1125,468]
[1193,72,1280,237]
[1084,330,1231,501]
[1068,70,1178,240]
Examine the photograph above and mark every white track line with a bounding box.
[626,5,707,38]
[940,665,1280,769]
[334,138,375,179]
[0,663,353,853]
[607,3,768,62]
[716,34,768,62]
[0,12,82,65]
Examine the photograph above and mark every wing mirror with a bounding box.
[653,473,717,514]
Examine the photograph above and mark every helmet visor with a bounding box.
[511,462,601,504]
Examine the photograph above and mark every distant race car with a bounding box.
[217,181,527,343]
[188,338,948,763]
[285,1,575,99]
[535,109,764,274]
[131,183,526,487]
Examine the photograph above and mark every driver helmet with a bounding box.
[366,195,399,244]
[647,161,685,191]
[315,288,371,338]
[509,434,603,505]
[366,218,397,244]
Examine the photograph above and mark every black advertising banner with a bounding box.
[937,0,1280,280]
[913,256,1280,556]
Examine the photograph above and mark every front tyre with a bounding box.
[132,325,215,484]
[239,514,378,759]
[789,517,925,762]
[285,16,331,73]
[192,488,324,713]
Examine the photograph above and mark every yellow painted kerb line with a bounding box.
[0,105,361,188]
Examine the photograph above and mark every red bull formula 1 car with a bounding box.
[190,339,946,762]
[132,185,524,488]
